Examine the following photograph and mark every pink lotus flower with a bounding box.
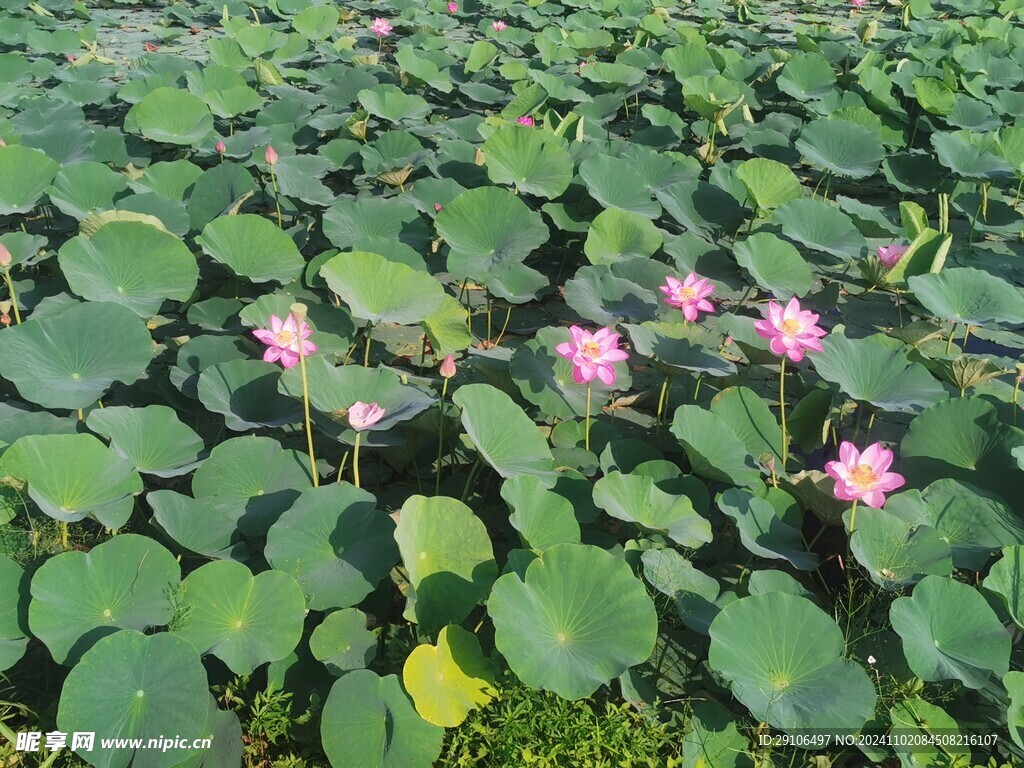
[877,244,908,269]
[825,441,905,508]
[660,273,714,322]
[517,116,534,127]
[371,17,393,37]
[66,54,75,63]
[265,145,278,165]
[349,401,386,430]
[447,2,458,11]
[754,297,827,362]
[492,20,507,31]
[0,244,10,267]
[434,202,443,212]
[215,140,226,155]
[252,313,317,369]
[556,325,629,386]
[439,354,457,379]
[851,0,867,6]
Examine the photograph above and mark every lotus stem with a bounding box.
[353,432,362,488]
[435,378,450,495]
[363,322,373,367]
[293,305,318,488]
[460,458,482,502]
[1014,177,1023,209]
[848,499,859,535]
[656,375,670,427]
[486,294,492,346]
[60,521,68,551]
[77,409,83,421]
[895,286,903,327]
[961,324,971,351]
[493,305,513,347]
[1013,376,1021,427]
[945,322,957,354]
[779,358,788,468]
[693,372,703,402]
[1,266,21,324]
[585,381,592,452]
[863,409,876,445]
[336,449,349,484]
[269,165,283,229]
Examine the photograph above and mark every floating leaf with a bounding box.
[403,625,497,727]
[197,214,305,284]
[593,472,711,548]
[482,125,573,199]
[320,251,445,325]
[309,608,377,675]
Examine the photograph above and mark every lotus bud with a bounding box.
[434,203,443,212]
[0,243,10,268]
[215,140,226,155]
[265,145,278,165]
[439,354,457,379]
[289,302,308,322]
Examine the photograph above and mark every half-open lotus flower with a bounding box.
[252,313,316,369]
[349,401,386,430]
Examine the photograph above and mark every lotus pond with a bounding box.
[1,0,1024,765]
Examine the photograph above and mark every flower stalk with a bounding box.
[290,304,318,487]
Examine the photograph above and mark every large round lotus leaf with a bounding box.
[278,356,435,444]
[920,480,1024,567]
[888,696,970,767]
[717,488,818,571]
[292,4,339,39]
[734,157,802,212]
[709,592,875,731]
[848,506,952,590]
[584,207,663,265]
[1007,672,1024,750]
[47,161,129,220]
[562,265,659,326]
[489,543,658,700]
[309,607,377,675]
[909,267,1024,326]
[0,301,152,410]
[509,326,631,420]
[403,624,497,727]
[2,434,142,526]
[776,52,836,100]
[58,222,198,317]
[266,484,398,611]
[198,359,304,432]
[358,84,431,123]
[795,119,884,180]
[593,471,711,548]
[452,384,556,487]
[482,125,573,199]
[129,160,203,201]
[196,214,305,284]
[86,405,205,477]
[57,630,209,768]
[322,197,429,252]
[394,495,497,632]
[670,406,760,487]
[0,144,59,214]
[321,670,443,768]
[809,334,947,413]
[435,187,549,303]
[28,534,179,665]
[982,546,1024,629]
[188,163,258,231]
[499,476,581,550]
[773,199,866,260]
[890,575,1010,689]
[126,87,214,145]
[931,131,1015,180]
[641,548,720,634]
[172,694,244,768]
[656,180,742,237]
[579,154,661,219]
[733,232,811,299]
[680,702,750,768]
[914,77,955,116]
[625,322,736,377]
[191,436,312,537]
[900,398,1024,510]
[0,555,29,672]
[319,251,445,326]
[148,490,246,561]
[711,386,785,469]
[171,560,305,675]
[0,231,46,269]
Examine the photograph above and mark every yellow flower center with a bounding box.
[848,464,877,489]
[677,286,697,301]
[778,319,802,336]
[580,341,602,360]
[275,329,295,346]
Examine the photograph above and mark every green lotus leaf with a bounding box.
[394,495,497,632]
[776,52,836,100]
[116,192,190,236]
[509,326,631,420]
[196,214,305,284]
[909,267,1024,326]
[322,197,429,252]
[395,45,453,94]
[57,631,209,768]
[126,87,215,145]
[265,484,399,611]
[238,288,357,358]
[584,207,663,265]
[28,534,179,665]
[711,386,785,469]
[171,560,305,675]
[148,491,246,561]
[0,231,46,269]
[3,433,141,527]
[435,187,549,303]
[773,198,867,260]
[198,359,304,432]
[203,85,264,119]
[579,61,645,88]
[890,575,1010,689]
[661,43,719,80]
[656,180,743,238]
[641,548,720,634]
[733,232,812,299]
[421,294,472,358]
[913,77,955,116]
[482,125,573,199]
[562,265,659,326]
[1006,672,1024,750]
[717,488,818,570]
[47,161,129,220]
[309,607,377,675]
[187,163,258,231]
[734,157,802,212]
[452,383,557,487]
[0,144,59,215]
[670,406,761,486]
[889,696,970,767]
[579,155,661,218]
[190,436,312,537]
[882,227,951,288]
[172,694,244,768]
[0,555,29,672]
[403,624,497,727]
[130,160,203,201]
[500,476,581,550]
[681,701,752,768]
[594,472,711,548]
[931,131,1015,180]
[58,222,198,317]
[625,322,736,377]
[809,334,947,413]
[708,592,876,731]
[847,506,952,590]
[489,543,658,699]
[982,546,1024,629]
[358,84,431,123]
[795,119,884,180]
[0,301,152,410]
[319,251,445,326]
[321,670,443,768]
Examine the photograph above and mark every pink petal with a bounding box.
[861,490,886,508]
[663,276,681,291]
[783,297,802,320]
[696,299,714,313]
[766,301,783,324]
[859,443,889,473]
[555,342,575,359]
[768,336,789,356]
[263,347,282,363]
[269,315,284,333]
[601,348,629,362]
[683,305,698,322]
[799,336,824,353]
[596,364,616,386]
[279,351,299,368]
[832,481,858,502]
[874,472,905,492]
[786,346,805,362]
[839,441,859,466]
[753,320,775,339]
[572,366,586,384]
[253,329,276,344]
[569,325,587,346]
